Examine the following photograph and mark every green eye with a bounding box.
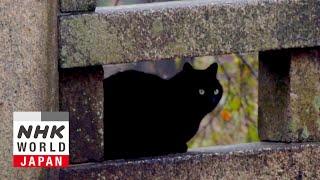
[198,89,205,95]
[214,89,219,95]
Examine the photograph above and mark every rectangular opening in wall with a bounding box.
[98,0,258,160]
[103,53,258,160]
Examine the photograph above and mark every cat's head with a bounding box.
[181,62,223,110]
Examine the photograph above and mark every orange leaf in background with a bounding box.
[220,110,232,121]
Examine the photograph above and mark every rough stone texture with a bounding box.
[60,0,97,12]
[49,142,320,179]
[259,48,320,142]
[59,0,320,68]
[0,0,58,179]
[60,66,104,163]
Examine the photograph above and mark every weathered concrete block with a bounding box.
[259,48,320,142]
[49,142,320,179]
[0,0,58,179]
[60,0,96,12]
[60,66,104,163]
[59,0,320,68]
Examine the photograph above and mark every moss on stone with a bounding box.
[300,126,310,140]
[151,18,164,36]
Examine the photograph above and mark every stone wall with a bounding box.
[1,0,319,179]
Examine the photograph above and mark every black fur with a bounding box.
[103,63,223,160]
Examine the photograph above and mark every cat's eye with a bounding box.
[214,89,219,95]
[198,89,205,95]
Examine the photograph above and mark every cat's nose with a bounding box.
[212,96,220,105]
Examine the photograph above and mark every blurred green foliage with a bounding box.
[188,54,259,147]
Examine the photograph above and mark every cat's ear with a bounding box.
[183,63,193,71]
[207,63,218,76]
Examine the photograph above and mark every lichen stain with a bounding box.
[314,96,320,131]
[301,126,310,140]
[288,119,298,133]
[151,19,164,36]
[314,96,320,112]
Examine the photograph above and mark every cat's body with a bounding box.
[104,63,223,160]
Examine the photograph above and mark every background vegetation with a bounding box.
[100,0,259,148]
[188,54,258,147]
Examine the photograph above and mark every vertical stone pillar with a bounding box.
[59,66,104,163]
[0,0,58,179]
[259,48,320,142]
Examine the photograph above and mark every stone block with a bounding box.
[259,48,320,142]
[59,0,320,68]
[60,66,104,163]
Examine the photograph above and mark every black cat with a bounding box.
[103,63,223,160]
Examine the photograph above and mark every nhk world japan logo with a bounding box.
[13,112,69,168]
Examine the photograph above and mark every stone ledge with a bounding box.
[49,142,320,179]
[59,0,320,68]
